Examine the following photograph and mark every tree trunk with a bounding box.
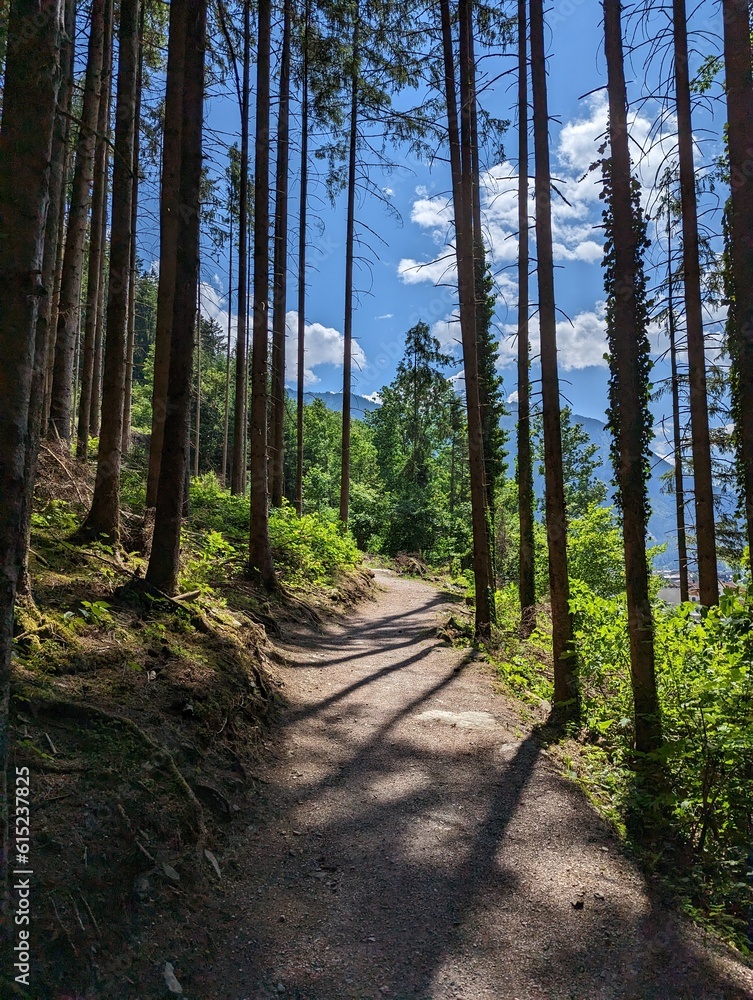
[672,0,718,605]
[89,204,108,437]
[146,0,186,506]
[122,3,144,456]
[221,209,233,484]
[48,0,106,440]
[667,210,689,603]
[147,0,206,594]
[530,0,576,706]
[296,0,310,516]
[44,98,73,433]
[466,2,497,594]
[517,0,536,635]
[194,280,201,476]
[440,0,495,641]
[604,0,662,754]
[80,0,140,542]
[270,0,291,509]
[0,0,63,940]
[76,0,113,460]
[230,0,251,496]
[16,0,76,599]
[721,0,753,562]
[339,11,359,529]
[248,0,275,587]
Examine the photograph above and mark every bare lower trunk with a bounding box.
[0,0,63,947]
[672,0,717,605]
[296,1,309,516]
[231,0,251,496]
[221,211,233,484]
[48,0,106,439]
[89,209,107,437]
[722,0,753,561]
[604,0,662,754]
[77,0,113,459]
[517,0,535,635]
[81,0,140,542]
[17,0,76,599]
[122,7,144,457]
[248,0,275,587]
[440,0,494,640]
[339,12,359,529]
[270,0,291,509]
[530,0,576,707]
[147,0,206,595]
[146,0,186,507]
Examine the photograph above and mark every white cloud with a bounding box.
[284,311,366,387]
[363,391,382,404]
[376,313,393,320]
[398,255,456,285]
[498,303,609,372]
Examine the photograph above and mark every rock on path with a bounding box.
[206,570,752,1000]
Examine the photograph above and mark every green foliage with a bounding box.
[601,158,654,514]
[187,474,359,588]
[269,503,359,586]
[567,504,625,598]
[570,581,753,947]
[532,407,608,520]
[31,499,78,534]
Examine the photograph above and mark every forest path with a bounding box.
[207,570,752,1000]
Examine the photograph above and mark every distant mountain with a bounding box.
[307,391,679,568]
[302,390,381,416]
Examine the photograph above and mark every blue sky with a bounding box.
[170,0,728,430]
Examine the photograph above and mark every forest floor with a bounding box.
[190,569,752,1000]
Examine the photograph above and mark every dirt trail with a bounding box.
[204,570,752,1000]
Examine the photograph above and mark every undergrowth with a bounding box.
[490,580,753,955]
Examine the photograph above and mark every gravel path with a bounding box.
[208,570,753,1000]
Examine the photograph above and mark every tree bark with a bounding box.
[48,0,107,440]
[339,11,359,529]
[721,0,753,562]
[530,0,576,706]
[89,200,108,437]
[296,0,310,516]
[604,0,662,753]
[221,208,233,484]
[270,0,291,509]
[147,0,206,594]
[146,0,186,506]
[248,0,275,587]
[667,209,689,603]
[16,0,75,600]
[440,0,494,641]
[672,0,718,605]
[0,0,63,942]
[517,0,536,635]
[122,3,145,456]
[80,0,140,542]
[230,0,251,495]
[76,0,113,459]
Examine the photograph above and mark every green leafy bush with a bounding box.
[570,581,753,947]
[269,503,359,586]
[187,475,360,587]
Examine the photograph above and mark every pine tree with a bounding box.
[603,0,662,754]
[146,0,207,593]
[530,0,576,708]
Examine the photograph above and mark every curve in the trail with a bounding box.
[205,570,753,1000]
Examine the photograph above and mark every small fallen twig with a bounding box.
[79,893,100,936]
